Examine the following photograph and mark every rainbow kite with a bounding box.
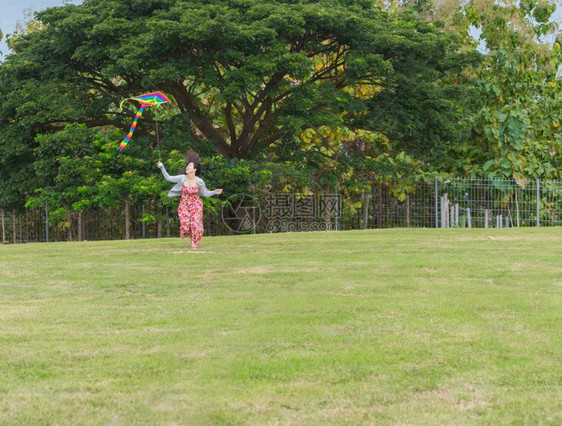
[118,91,170,151]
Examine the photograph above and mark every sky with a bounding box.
[0,0,561,58]
[0,0,83,57]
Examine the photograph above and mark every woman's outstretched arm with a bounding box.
[157,161,183,183]
[198,178,223,197]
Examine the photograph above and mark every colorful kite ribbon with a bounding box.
[117,91,170,151]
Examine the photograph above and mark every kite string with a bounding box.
[155,118,162,161]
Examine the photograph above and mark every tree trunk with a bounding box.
[1,209,5,244]
[362,191,370,229]
[373,183,383,228]
[166,207,170,237]
[78,211,83,241]
[157,220,163,238]
[125,201,130,240]
[67,210,73,241]
[19,213,23,243]
[324,187,332,230]
[406,195,410,228]
[12,211,16,243]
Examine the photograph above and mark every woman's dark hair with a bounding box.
[185,149,202,177]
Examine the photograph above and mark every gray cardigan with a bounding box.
[159,165,219,198]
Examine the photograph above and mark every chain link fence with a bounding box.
[2,178,561,244]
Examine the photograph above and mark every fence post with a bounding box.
[434,176,439,228]
[45,203,49,243]
[440,196,443,227]
[406,195,410,228]
[484,209,489,228]
[12,211,16,244]
[467,208,472,228]
[440,195,445,228]
[454,203,459,227]
[142,203,146,238]
[1,209,5,244]
[536,179,540,227]
[334,181,339,231]
[515,189,520,228]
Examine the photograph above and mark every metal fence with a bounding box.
[1,178,561,244]
[0,205,230,244]
[337,178,562,230]
[433,178,562,228]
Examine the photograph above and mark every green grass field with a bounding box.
[1,228,560,424]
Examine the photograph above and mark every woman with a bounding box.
[157,150,223,249]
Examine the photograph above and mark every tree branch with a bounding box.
[164,82,233,157]
[225,101,237,145]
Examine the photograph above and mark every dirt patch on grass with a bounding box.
[0,304,38,320]
[181,350,209,360]
[198,266,274,277]
[426,385,490,411]
[487,236,521,241]
[197,266,324,279]
[0,269,39,279]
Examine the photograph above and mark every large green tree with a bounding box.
[1,0,476,160]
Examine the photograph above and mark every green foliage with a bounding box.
[23,124,169,216]
[1,0,477,211]
[0,0,560,215]
[1,0,478,163]
[459,0,562,182]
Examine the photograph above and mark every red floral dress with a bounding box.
[178,183,204,248]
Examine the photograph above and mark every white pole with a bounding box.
[434,177,439,228]
[455,204,459,227]
[536,179,540,227]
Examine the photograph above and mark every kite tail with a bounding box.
[118,105,146,151]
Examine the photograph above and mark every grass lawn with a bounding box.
[0,228,560,424]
